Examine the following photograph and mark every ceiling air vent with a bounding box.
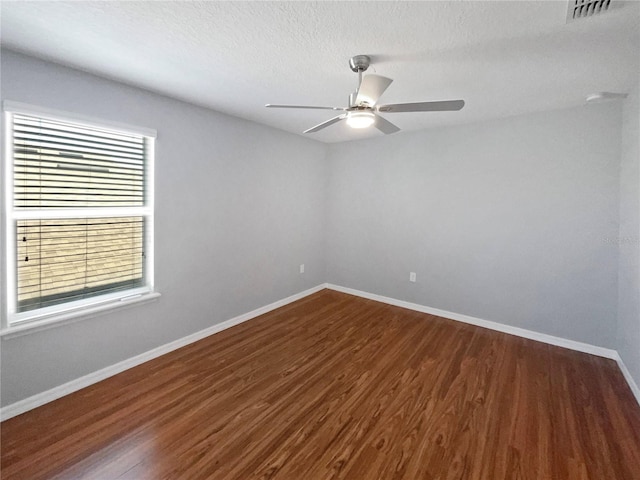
[567,0,613,22]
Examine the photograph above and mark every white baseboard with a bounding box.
[0,284,326,421]
[613,353,640,406]
[326,284,618,359]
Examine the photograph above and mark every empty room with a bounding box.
[1,1,639,478]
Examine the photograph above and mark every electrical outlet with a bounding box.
[300,264,305,274]
[409,272,416,283]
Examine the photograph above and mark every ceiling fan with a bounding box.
[265,55,465,135]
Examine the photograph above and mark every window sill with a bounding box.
[1,292,161,339]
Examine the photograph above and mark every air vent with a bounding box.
[567,0,612,22]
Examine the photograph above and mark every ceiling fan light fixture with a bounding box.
[346,111,375,129]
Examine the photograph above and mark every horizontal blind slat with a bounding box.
[19,264,143,285]
[18,252,143,267]
[15,150,144,167]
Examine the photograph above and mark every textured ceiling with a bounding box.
[1,1,639,143]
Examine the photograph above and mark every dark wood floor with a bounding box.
[2,290,640,479]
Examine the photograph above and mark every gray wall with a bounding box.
[1,49,635,408]
[326,104,622,348]
[618,80,640,389]
[0,50,327,406]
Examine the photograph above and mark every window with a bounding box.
[3,103,156,328]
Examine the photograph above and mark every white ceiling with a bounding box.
[1,1,638,143]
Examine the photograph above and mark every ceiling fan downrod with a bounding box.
[349,55,371,107]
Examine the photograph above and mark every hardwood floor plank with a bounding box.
[2,290,639,479]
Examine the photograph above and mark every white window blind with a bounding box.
[13,114,146,209]
[5,108,155,324]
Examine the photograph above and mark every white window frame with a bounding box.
[1,101,158,334]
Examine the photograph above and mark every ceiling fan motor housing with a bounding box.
[349,55,371,72]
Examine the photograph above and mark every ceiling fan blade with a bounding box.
[265,104,346,110]
[355,75,393,107]
[303,114,347,134]
[374,114,401,135]
[377,100,465,113]
[376,100,464,113]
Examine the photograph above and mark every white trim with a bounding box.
[3,112,16,330]
[145,137,155,292]
[0,284,326,421]
[11,207,153,220]
[613,352,640,406]
[2,101,157,138]
[326,284,618,359]
[1,290,161,338]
